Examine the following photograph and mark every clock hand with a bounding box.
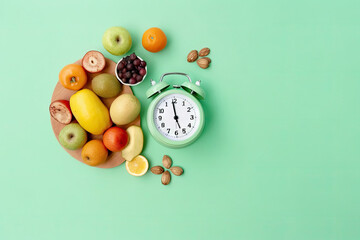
[172,101,178,116]
[172,101,181,128]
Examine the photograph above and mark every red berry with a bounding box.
[130,53,137,60]
[129,78,136,84]
[136,75,143,82]
[139,68,146,76]
[118,62,125,70]
[133,59,140,66]
[126,64,133,70]
[124,72,131,79]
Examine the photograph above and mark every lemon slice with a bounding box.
[125,155,149,176]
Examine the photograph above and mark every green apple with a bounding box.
[58,123,87,150]
[102,27,132,56]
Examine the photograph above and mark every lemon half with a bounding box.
[125,155,149,176]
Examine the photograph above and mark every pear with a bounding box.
[110,94,140,125]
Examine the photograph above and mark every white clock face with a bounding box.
[153,93,201,141]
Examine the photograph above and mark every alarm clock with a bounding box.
[146,72,205,148]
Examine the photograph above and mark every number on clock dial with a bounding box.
[154,94,200,141]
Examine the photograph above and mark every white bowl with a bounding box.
[115,55,147,86]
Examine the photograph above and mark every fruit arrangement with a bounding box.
[50,52,144,170]
[50,25,171,175]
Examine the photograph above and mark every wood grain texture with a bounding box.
[50,58,140,168]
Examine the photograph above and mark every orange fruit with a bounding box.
[81,140,108,166]
[59,64,87,90]
[142,27,167,53]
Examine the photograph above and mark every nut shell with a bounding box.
[151,166,164,175]
[199,47,210,56]
[170,166,183,176]
[161,171,171,185]
[163,155,172,169]
[187,50,198,62]
[202,57,211,63]
[197,58,210,69]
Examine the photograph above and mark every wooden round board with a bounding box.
[50,58,141,168]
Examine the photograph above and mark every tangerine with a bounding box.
[142,27,167,53]
[81,140,108,166]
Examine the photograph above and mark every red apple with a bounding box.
[49,100,72,124]
[103,126,129,152]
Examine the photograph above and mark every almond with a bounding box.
[161,171,171,185]
[170,166,183,176]
[197,58,210,69]
[187,50,198,62]
[151,166,164,175]
[202,57,211,63]
[163,155,172,169]
[199,47,210,56]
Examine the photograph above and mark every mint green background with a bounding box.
[1,1,359,239]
